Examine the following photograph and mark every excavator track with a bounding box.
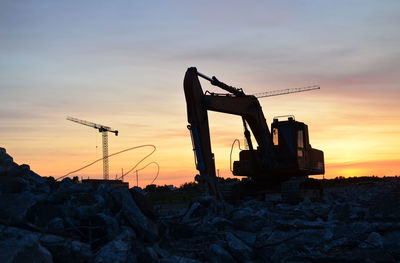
[220,177,323,204]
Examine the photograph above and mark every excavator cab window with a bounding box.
[273,128,279,146]
[297,129,304,157]
[297,130,304,148]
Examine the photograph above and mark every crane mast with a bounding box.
[67,116,118,180]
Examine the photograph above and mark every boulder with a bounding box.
[225,232,253,262]
[109,188,158,242]
[95,227,137,263]
[40,234,92,263]
[209,217,232,230]
[0,192,44,223]
[208,243,235,263]
[0,176,28,193]
[0,234,53,263]
[233,231,257,247]
[129,187,157,220]
[0,147,13,164]
[257,230,299,247]
[323,237,349,252]
[161,256,201,263]
[359,232,384,249]
[136,246,160,263]
[46,217,65,232]
[26,201,66,227]
[230,207,265,232]
[182,202,201,223]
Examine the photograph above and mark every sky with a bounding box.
[1,0,399,187]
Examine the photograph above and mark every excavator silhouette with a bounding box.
[184,67,324,200]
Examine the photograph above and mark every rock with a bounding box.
[46,217,64,232]
[208,243,235,263]
[109,188,158,242]
[271,243,290,263]
[329,203,351,222]
[359,232,383,249]
[310,203,331,219]
[254,227,273,247]
[129,187,157,220]
[382,230,400,249]
[349,206,367,220]
[40,234,92,263]
[2,148,400,262]
[351,221,372,234]
[323,237,349,251]
[137,246,159,263]
[26,201,66,227]
[0,176,28,193]
[209,217,232,230]
[234,231,257,247]
[257,230,299,247]
[254,207,270,219]
[96,213,120,240]
[71,241,93,262]
[230,207,265,232]
[79,213,120,248]
[182,202,201,223]
[161,256,201,263]
[225,232,253,262]
[152,244,170,259]
[323,226,334,241]
[331,222,351,240]
[53,182,94,199]
[0,147,13,164]
[0,192,44,223]
[95,228,137,263]
[0,234,53,263]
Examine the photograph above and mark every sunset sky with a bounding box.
[1,1,399,187]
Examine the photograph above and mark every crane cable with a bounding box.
[128,161,160,185]
[229,139,242,172]
[56,144,157,182]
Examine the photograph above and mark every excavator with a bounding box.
[184,67,324,200]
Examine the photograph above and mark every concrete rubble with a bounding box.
[1,147,400,262]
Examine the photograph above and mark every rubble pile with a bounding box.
[164,181,400,262]
[0,148,162,263]
[1,147,399,262]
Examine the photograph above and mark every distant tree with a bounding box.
[179,182,198,191]
[45,176,56,182]
[144,184,157,192]
[144,184,172,193]
[217,177,240,184]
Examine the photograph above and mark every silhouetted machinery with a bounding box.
[183,67,324,198]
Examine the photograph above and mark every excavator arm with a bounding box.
[184,67,218,196]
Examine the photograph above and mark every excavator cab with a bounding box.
[271,116,324,176]
[233,116,324,181]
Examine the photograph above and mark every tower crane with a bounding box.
[252,85,320,98]
[66,116,118,180]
